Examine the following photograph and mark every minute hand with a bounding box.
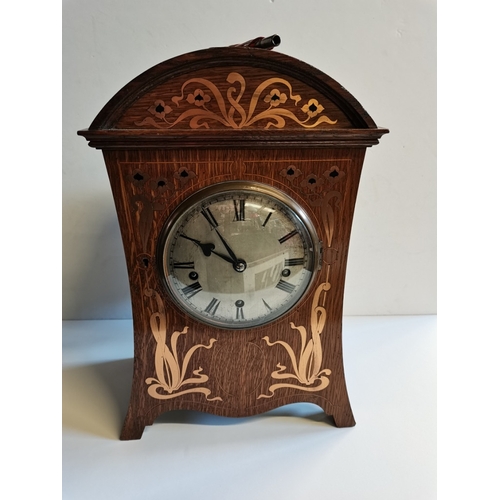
[214,228,238,263]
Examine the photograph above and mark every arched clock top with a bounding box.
[79,46,388,148]
[76,37,390,438]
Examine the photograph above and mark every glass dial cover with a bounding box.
[158,181,320,329]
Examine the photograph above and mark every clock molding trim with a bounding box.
[77,48,388,149]
[78,42,388,440]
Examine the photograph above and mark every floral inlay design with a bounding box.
[187,89,211,106]
[131,195,165,250]
[301,99,324,118]
[145,289,222,401]
[129,170,148,185]
[148,100,172,119]
[310,190,342,248]
[323,166,345,185]
[154,178,175,193]
[135,72,338,130]
[300,174,325,193]
[173,166,196,184]
[264,89,287,107]
[258,271,333,399]
[124,163,199,250]
[279,165,303,180]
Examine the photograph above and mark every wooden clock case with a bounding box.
[78,41,388,440]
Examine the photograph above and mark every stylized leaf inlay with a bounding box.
[135,72,338,130]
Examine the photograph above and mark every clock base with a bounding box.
[330,406,356,428]
[119,399,355,440]
[120,414,147,441]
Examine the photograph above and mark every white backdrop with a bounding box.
[62,0,436,319]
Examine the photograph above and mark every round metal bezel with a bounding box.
[157,181,321,329]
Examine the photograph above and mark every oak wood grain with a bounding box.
[78,44,388,440]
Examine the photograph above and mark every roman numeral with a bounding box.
[181,281,202,299]
[200,207,218,229]
[278,230,298,244]
[204,297,220,316]
[285,258,305,267]
[233,199,245,221]
[276,280,296,294]
[262,298,272,312]
[262,211,273,227]
[173,261,195,269]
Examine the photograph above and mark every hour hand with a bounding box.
[179,234,214,256]
[180,234,234,264]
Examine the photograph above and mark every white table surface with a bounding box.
[62,315,436,500]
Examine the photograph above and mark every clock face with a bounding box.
[158,181,320,329]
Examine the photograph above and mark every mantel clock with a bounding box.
[78,35,389,440]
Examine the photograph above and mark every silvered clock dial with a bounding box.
[158,181,321,329]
